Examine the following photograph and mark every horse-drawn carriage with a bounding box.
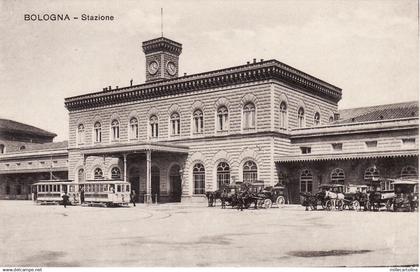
[255,184,286,209]
[392,179,418,212]
[301,184,367,211]
[206,181,286,210]
[366,178,395,211]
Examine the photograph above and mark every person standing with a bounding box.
[80,186,85,204]
[130,190,136,207]
[62,192,69,208]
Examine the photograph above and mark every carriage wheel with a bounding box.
[321,201,328,210]
[263,199,272,209]
[352,200,360,211]
[366,200,372,211]
[276,196,285,207]
[336,200,344,211]
[385,200,392,212]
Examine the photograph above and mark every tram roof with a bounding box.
[80,180,131,184]
[33,180,74,185]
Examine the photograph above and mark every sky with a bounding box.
[0,0,418,141]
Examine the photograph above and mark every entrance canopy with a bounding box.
[79,142,189,157]
[276,149,418,163]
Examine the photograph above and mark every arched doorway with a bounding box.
[169,164,182,202]
[129,167,140,202]
[151,166,160,203]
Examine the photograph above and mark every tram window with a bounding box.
[53,185,57,192]
[49,185,52,192]
[102,184,107,192]
[126,185,130,192]
[110,185,115,192]
[70,185,74,192]
[117,185,121,192]
[94,184,99,192]
[99,185,103,192]
[42,185,45,192]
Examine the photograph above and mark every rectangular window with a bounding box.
[300,147,311,154]
[365,141,378,148]
[402,138,416,146]
[332,143,343,151]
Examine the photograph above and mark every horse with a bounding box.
[325,190,345,210]
[205,190,223,207]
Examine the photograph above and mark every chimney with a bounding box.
[116,86,119,89]
[247,61,250,65]
[130,79,133,86]
[253,58,256,63]
[184,73,187,76]
[334,113,340,121]
[108,86,111,90]
[260,59,264,62]
[103,87,107,91]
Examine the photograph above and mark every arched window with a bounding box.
[0,144,4,154]
[193,163,205,194]
[193,110,203,134]
[364,167,380,181]
[111,119,120,140]
[314,112,320,126]
[129,117,138,139]
[331,168,345,184]
[19,145,26,151]
[329,116,334,123]
[243,160,257,183]
[77,168,85,182]
[77,124,85,144]
[170,112,181,136]
[111,167,121,180]
[243,103,256,129]
[298,107,305,128]
[150,115,159,138]
[217,162,230,188]
[94,168,104,180]
[300,169,313,193]
[401,166,418,179]
[280,102,287,129]
[94,122,102,143]
[217,106,229,131]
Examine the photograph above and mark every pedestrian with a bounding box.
[80,186,85,204]
[130,190,136,207]
[62,192,69,208]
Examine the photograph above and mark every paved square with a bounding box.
[0,201,417,267]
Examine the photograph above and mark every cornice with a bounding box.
[65,60,342,111]
[142,37,182,56]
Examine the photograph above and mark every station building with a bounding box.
[0,119,68,199]
[0,36,418,203]
[63,36,419,203]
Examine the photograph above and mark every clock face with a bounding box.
[166,62,177,76]
[148,61,159,75]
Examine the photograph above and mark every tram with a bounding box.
[79,180,131,207]
[32,180,79,205]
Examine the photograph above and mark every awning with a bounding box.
[276,149,418,163]
[79,142,189,156]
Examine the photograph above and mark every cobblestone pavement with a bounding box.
[0,201,417,267]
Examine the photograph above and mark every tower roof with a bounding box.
[142,37,182,56]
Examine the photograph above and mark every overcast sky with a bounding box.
[0,0,418,141]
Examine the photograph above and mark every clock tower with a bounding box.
[142,37,182,82]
